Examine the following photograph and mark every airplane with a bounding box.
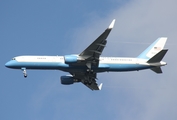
[5,19,168,90]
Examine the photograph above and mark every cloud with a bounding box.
[28,0,177,119]
[71,0,177,119]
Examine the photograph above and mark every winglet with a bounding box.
[99,83,103,90]
[108,19,116,29]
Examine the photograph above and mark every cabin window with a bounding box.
[12,58,15,60]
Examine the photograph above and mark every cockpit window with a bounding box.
[12,58,16,60]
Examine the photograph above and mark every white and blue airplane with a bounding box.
[5,19,168,90]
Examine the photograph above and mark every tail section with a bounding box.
[138,37,167,59]
[137,37,168,74]
[147,49,168,74]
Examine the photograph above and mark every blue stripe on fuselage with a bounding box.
[107,63,152,71]
[5,60,69,70]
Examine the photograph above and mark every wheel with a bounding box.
[24,74,27,78]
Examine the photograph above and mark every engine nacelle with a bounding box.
[60,75,75,85]
[64,55,78,64]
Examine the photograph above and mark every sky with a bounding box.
[0,0,177,120]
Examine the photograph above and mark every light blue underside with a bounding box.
[5,60,152,72]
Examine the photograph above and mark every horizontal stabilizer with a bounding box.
[147,49,168,63]
[151,67,162,74]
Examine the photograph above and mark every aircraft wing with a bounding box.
[79,19,115,65]
[70,20,115,90]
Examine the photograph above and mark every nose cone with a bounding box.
[5,61,13,68]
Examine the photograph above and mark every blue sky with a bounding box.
[1,0,177,120]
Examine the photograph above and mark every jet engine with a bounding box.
[64,55,78,64]
[60,75,76,85]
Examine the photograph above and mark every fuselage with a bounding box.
[5,55,166,73]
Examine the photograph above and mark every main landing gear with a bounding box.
[21,68,27,78]
[84,69,95,85]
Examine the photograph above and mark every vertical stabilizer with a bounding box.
[138,37,167,59]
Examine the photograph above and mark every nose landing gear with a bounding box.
[21,68,27,78]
